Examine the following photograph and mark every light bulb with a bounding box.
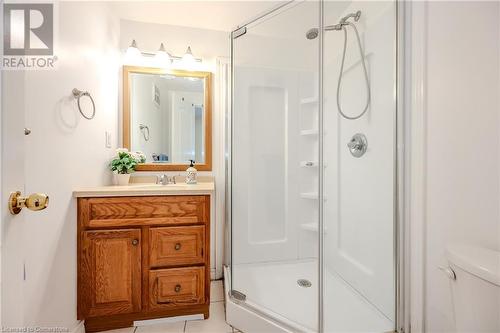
[154,43,171,68]
[125,39,141,59]
[181,46,196,68]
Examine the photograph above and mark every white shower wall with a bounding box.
[232,66,318,264]
[323,0,397,323]
[231,0,320,266]
[232,3,397,303]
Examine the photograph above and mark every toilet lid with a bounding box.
[447,244,500,286]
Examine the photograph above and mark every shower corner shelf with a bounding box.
[300,96,318,105]
[300,222,327,234]
[300,161,327,168]
[300,129,318,136]
[300,161,318,168]
[300,192,326,201]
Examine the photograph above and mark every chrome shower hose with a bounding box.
[337,22,371,120]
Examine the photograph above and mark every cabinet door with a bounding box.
[79,229,141,318]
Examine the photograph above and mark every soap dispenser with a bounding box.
[186,160,197,184]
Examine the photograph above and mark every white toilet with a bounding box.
[446,244,500,332]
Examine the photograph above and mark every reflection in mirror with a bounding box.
[130,73,205,164]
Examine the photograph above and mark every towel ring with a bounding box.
[72,88,96,120]
[139,124,150,141]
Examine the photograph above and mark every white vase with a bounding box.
[115,173,131,186]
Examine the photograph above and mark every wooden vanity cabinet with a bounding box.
[77,195,210,332]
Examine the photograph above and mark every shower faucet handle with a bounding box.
[347,133,368,158]
[347,138,362,150]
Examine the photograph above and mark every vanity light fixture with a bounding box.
[124,40,202,67]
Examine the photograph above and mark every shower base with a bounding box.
[225,260,393,333]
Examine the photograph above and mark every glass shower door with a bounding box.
[230,1,321,331]
[229,0,399,332]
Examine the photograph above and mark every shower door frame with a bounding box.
[225,1,408,332]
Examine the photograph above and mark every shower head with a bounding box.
[305,28,319,40]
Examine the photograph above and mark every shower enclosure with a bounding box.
[226,1,402,332]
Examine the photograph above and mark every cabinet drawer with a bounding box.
[80,196,208,228]
[149,267,205,309]
[150,226,205,267]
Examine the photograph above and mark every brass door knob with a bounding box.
[174,243,182,251]
[132,239,139,246]
[174,284,181,293]
[9,191,49,215]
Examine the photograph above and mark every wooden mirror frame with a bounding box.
[123,66,212,171]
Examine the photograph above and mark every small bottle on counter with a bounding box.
[186,160,197,184]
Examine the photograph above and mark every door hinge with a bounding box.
[232,27,247,39]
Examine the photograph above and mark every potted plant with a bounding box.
[109,149,146,185]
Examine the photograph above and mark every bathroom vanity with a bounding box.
[73,183,213,332]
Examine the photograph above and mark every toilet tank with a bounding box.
[446,244,500,333]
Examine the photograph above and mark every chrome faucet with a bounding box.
[156,174,166,185]
[156,174,176,185]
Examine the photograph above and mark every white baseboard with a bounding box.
[134,314,204,326]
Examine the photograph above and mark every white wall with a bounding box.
[2,72,27,327]
[1,5,232,328]
[2,1,120,329]
[420,2,500,332]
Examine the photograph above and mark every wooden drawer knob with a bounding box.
[174,243,182,251]
[174,284,181,293]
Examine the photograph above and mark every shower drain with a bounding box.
[297,279,312,288]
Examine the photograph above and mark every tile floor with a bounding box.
[105,281,242,333]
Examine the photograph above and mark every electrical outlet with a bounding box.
[105,131,112,148]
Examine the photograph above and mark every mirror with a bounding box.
[123,66,212,171]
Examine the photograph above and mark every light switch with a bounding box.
[105,131,112,148]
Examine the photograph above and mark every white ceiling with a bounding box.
[109,1,287,32]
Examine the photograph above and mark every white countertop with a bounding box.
[73,182,215,198]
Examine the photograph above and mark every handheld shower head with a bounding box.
[325,11,362,31]
[305,11,362,39]
[340,10,361,24]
